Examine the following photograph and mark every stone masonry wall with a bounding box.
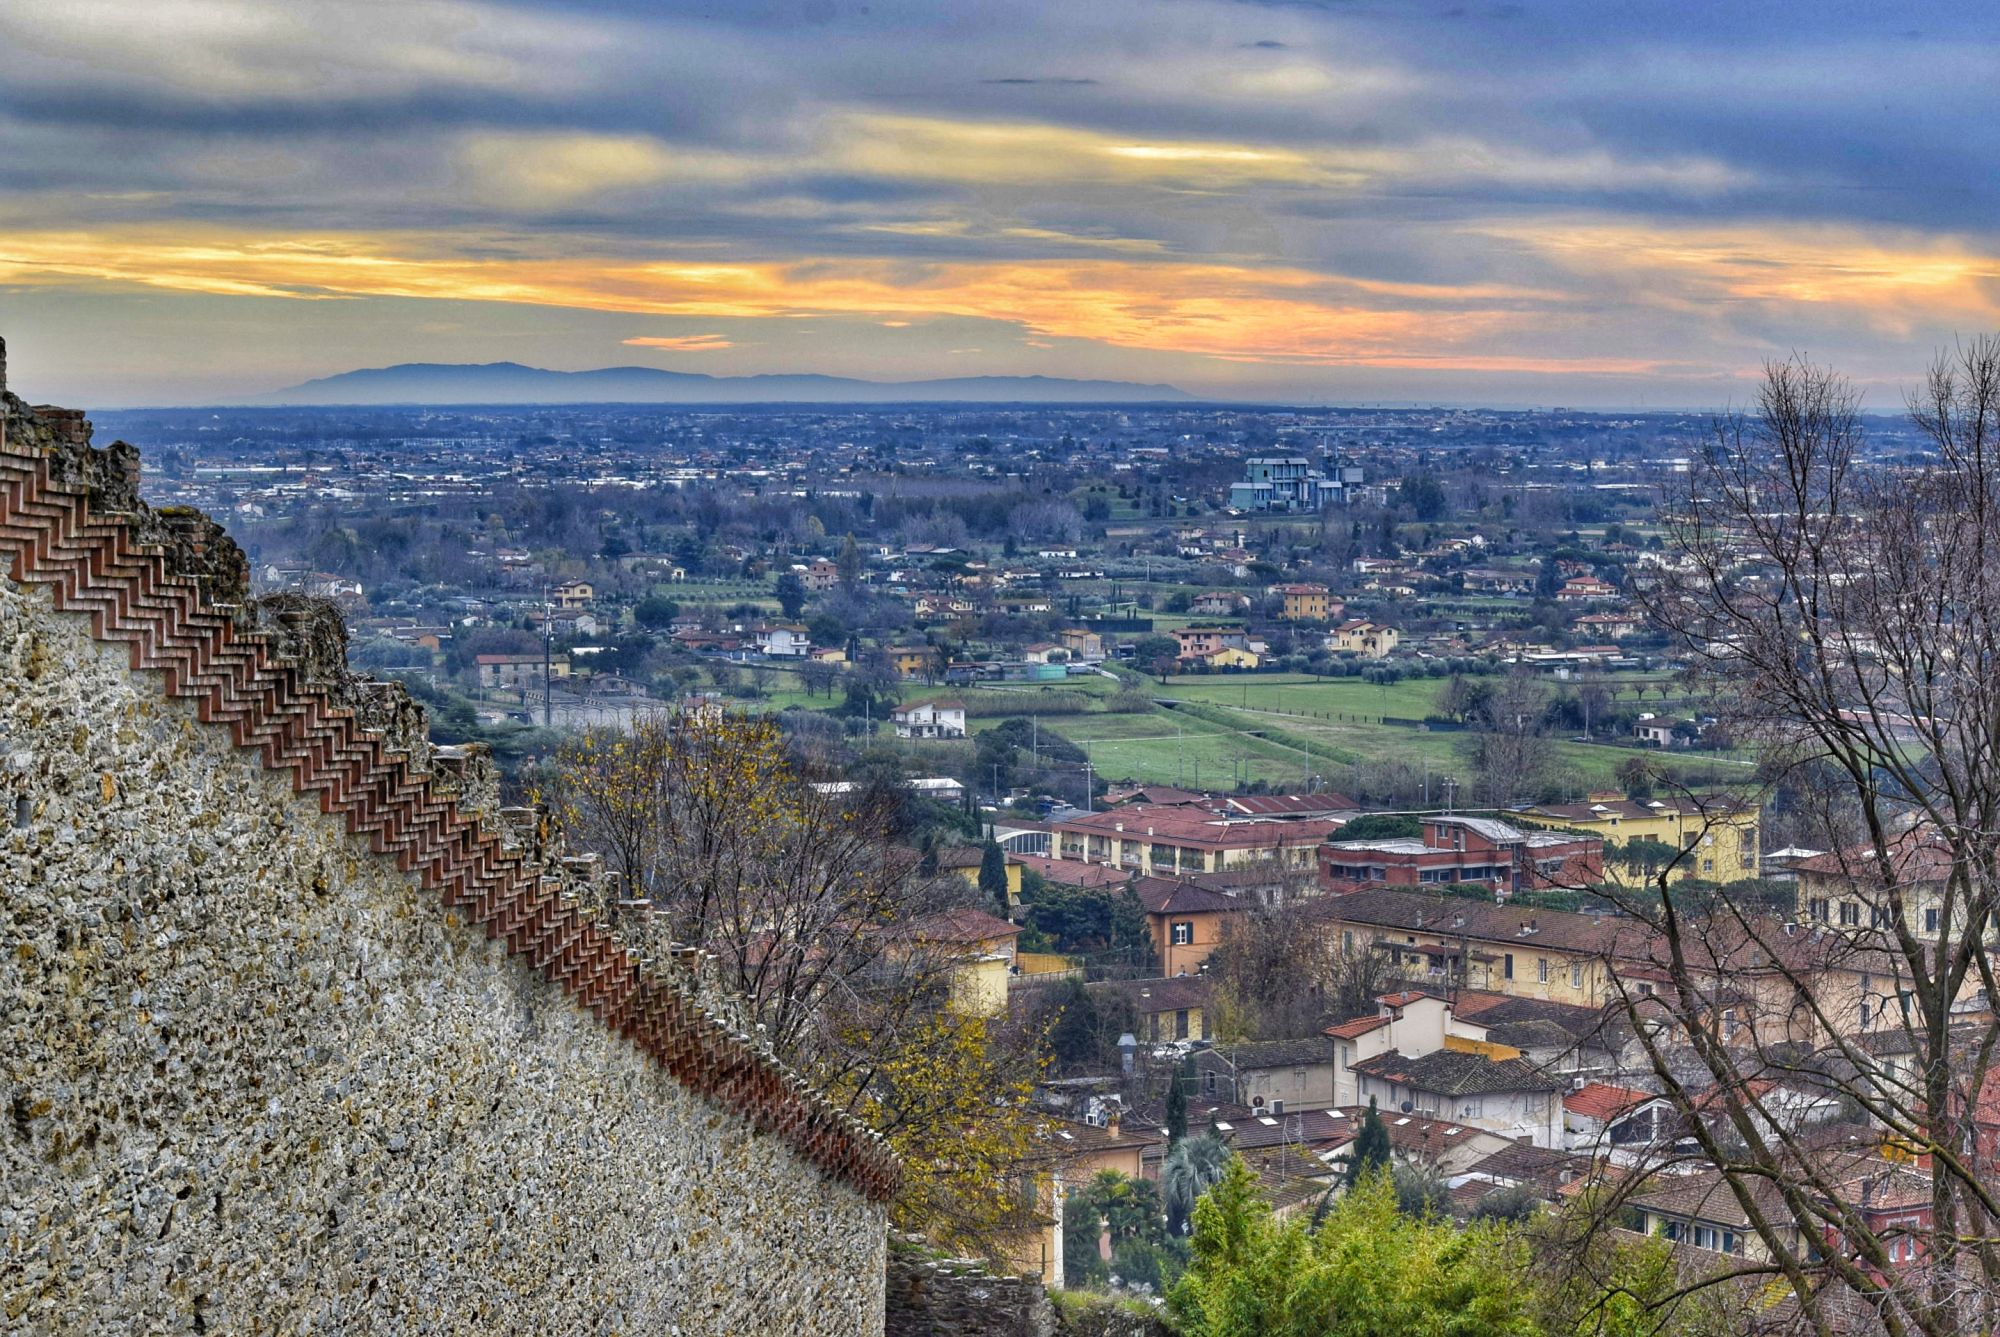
[885,1242,1057,1337]
[0,363,892,1336]
[0,573,887,1334]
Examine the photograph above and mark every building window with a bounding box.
[1175,1009,1190,1040]
[1840,902,1860,927]
[1570,963,1584,989]
[1504,953,1515,980]
[1925,907,1941,935]
[1460,1098,1484,1119]
[1537,957,1550,984]
[1204,1070,1216,1094]
[1342,931,1354,953]
[1808,897,1829,922]
[1171,921,1194,946]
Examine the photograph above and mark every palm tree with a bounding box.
[1161,1132,1231,1237]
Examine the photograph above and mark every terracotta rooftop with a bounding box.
[1330,1105,1499,1158]
[1132,876,1252,916]
[1051,804,1342,849]
[1321,887,1633,958]
[1564,1082,1661,1122]
[1791,828,1955,884]
[1222,792,1359,817]
[1008,852,1132,889]
[1324,1014,1390,1040]
[911,905,1020,944]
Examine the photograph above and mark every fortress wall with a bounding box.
[0,367,891,1336]
[1,572,886,1335]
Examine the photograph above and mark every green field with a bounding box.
[1075,670,1742,794]
[727,662,1742,797]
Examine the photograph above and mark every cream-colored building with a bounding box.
[1329,619,1398,658]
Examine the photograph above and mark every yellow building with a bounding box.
[1086,976,1212,1044]
[1330,619,1397,658]
[1270,583,1334,621]
[909,907,1020,1016]
[997,1117,1162,1286]
[1320,887,1628,1008]
[1520,794,1760,885]
[886,645,935,679]
[1199,645,1261,670]
[935,846,1025,908]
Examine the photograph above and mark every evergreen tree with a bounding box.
[977,839,1009,911]
[1346,1096,1392,1188]
[1166,1061,1189,1145]
[773,570,807,619]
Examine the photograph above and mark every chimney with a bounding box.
[1106,1111,1121,1140]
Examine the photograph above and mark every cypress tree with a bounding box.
[1347,1096,1392,1187]
[978,839,1009,910]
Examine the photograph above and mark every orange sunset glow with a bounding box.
[1,1,1994,404]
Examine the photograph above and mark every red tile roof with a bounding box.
[1051,805,1342,849]
[1791,829,1955,883]
[1324,1014,1390,1040]
[913,906,1020,944]
[1563,1082,1658,1122]
[1009,853,1132,889]
[1132,876,1251,916]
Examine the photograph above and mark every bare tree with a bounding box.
[797,657,839,698]
[1592,347,2000,1335]
[1463,671,1554,804]
[541,711,1049,1256]
[1207,895,1404,1039]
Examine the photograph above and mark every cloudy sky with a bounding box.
[2,0,1996,406]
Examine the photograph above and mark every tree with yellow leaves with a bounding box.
[543,708,1051,1261]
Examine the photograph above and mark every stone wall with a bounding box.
[885,1242,1058,1337]
[0,373,894,1334]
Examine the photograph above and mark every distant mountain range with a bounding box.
[259,362,1197,406]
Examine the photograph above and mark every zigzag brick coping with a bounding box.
[0,387,899,1204]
